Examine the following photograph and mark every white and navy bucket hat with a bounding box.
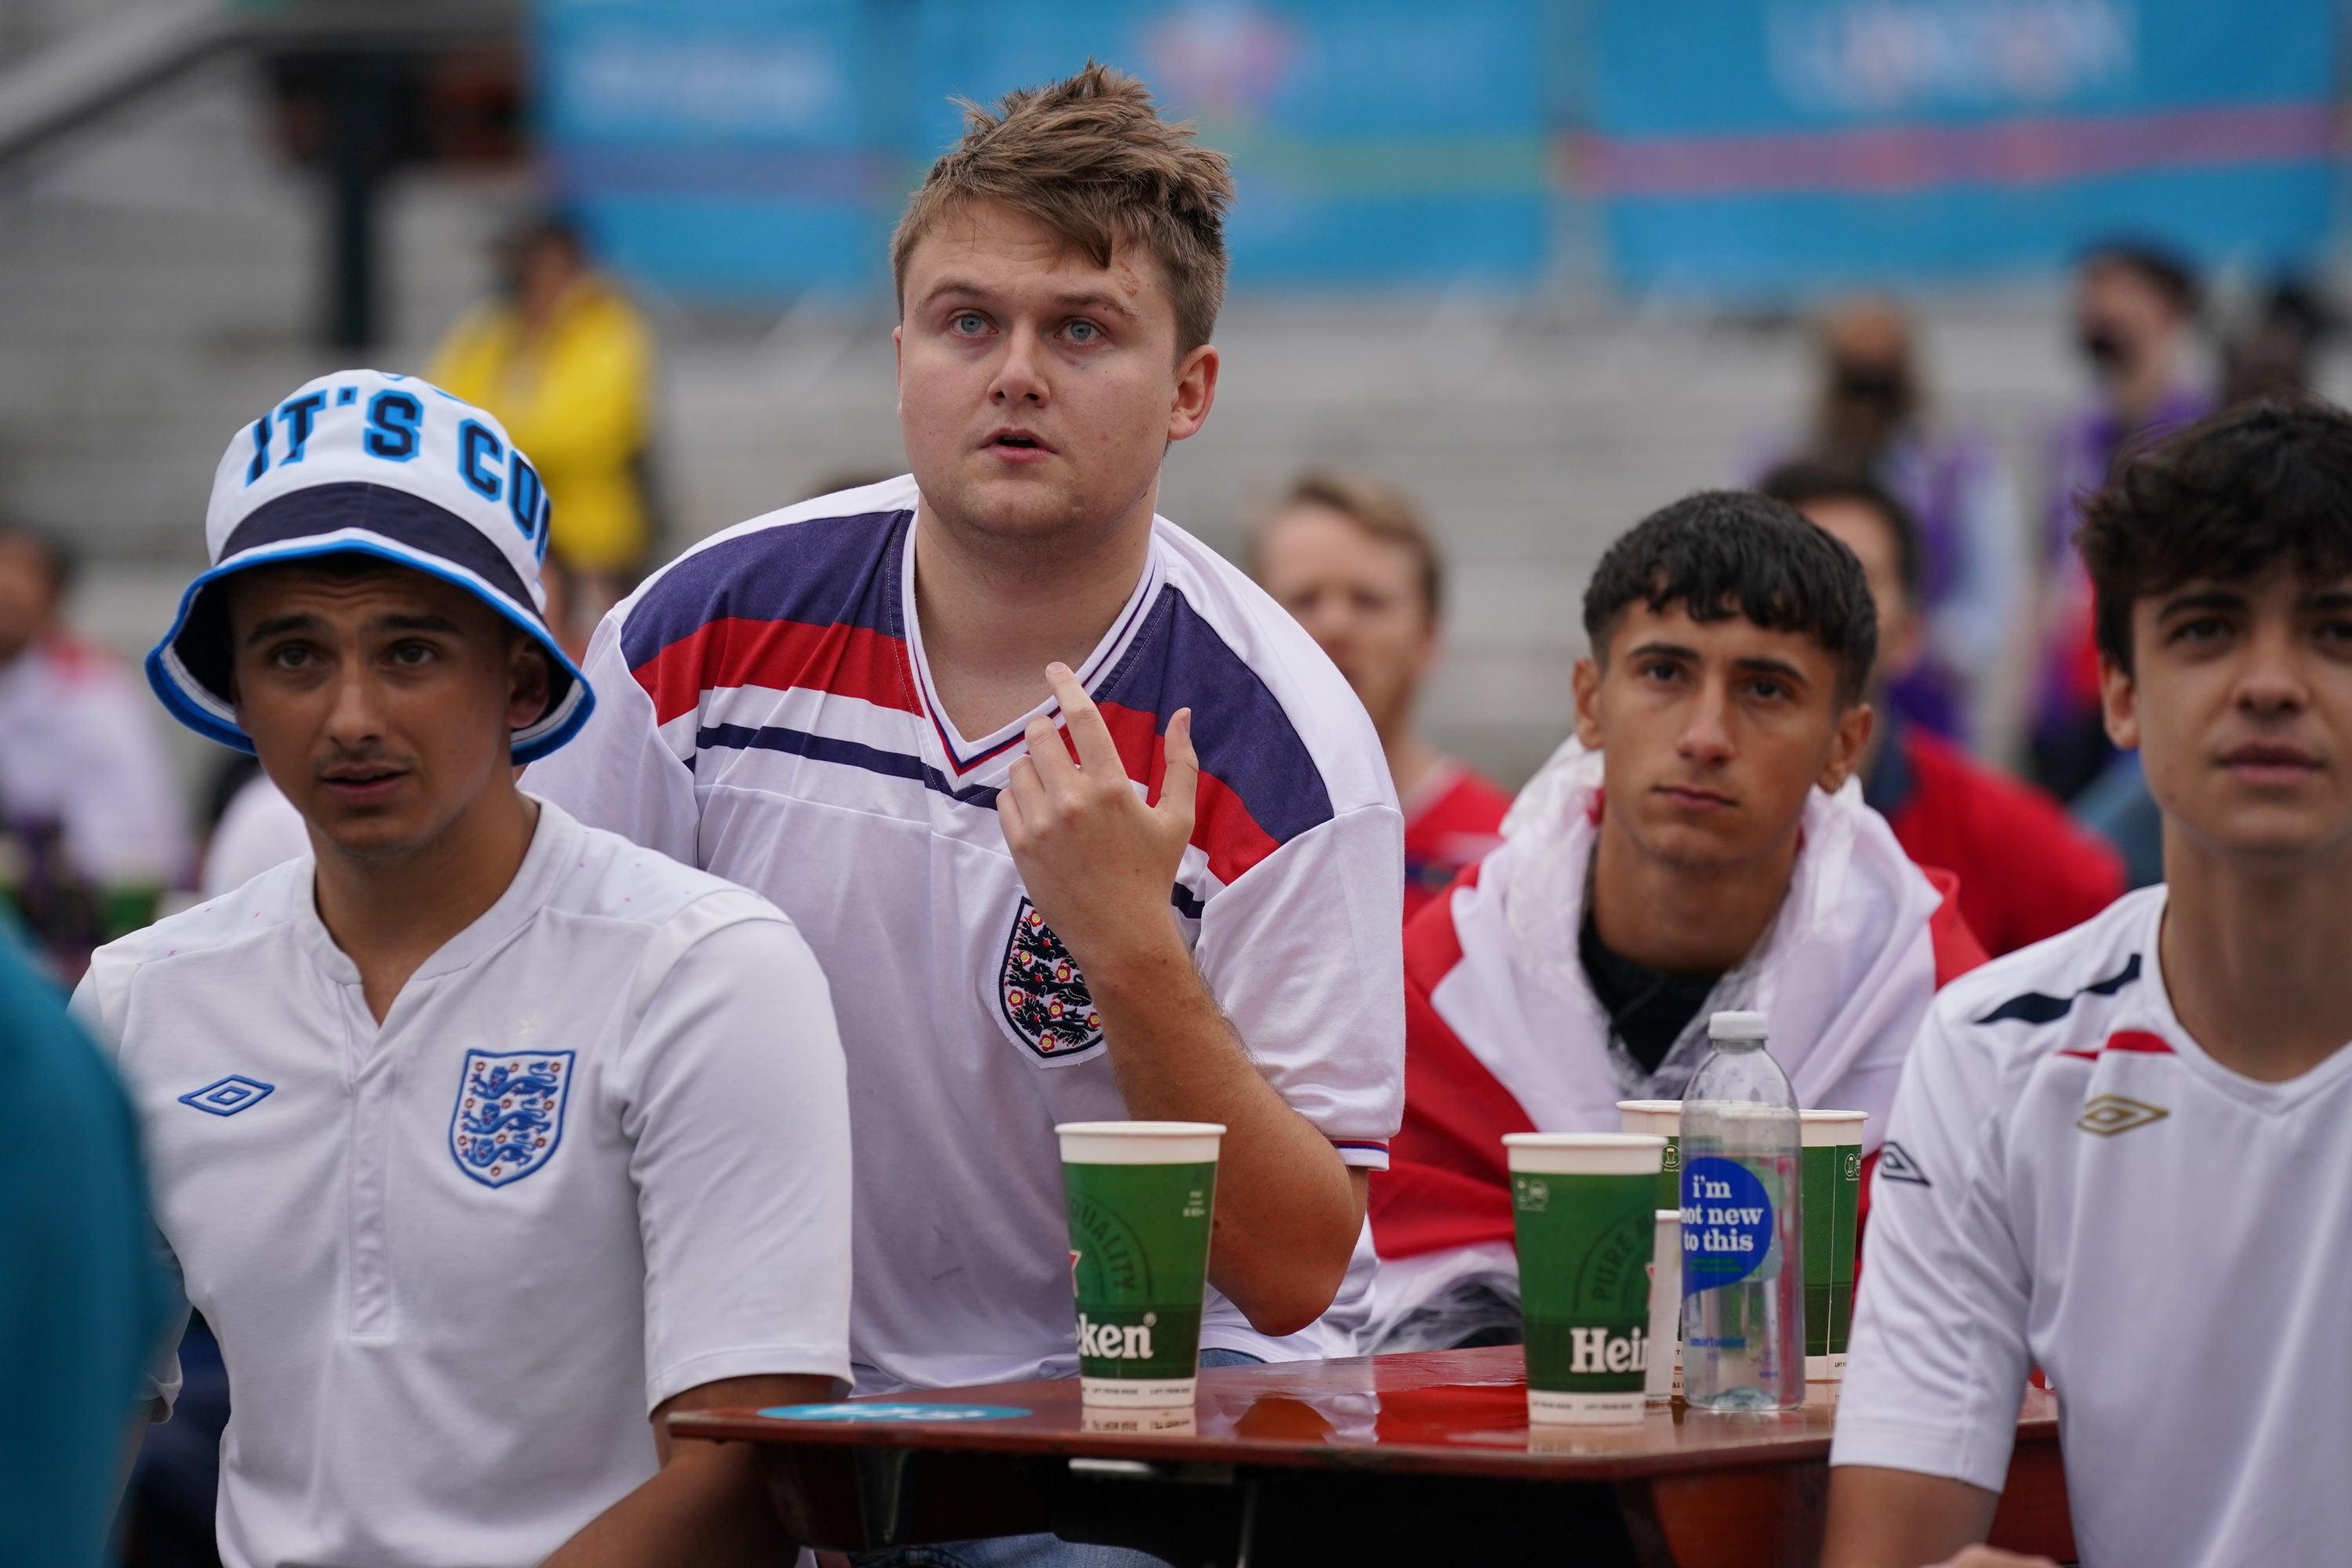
[147,368,592,764]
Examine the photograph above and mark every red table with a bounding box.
[673,1348,2070,1566]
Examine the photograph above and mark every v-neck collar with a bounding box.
[897,514,1165,779]
[295,797,579,997]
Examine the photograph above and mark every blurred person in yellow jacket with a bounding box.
[430,216,656,633]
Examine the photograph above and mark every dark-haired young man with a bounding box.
[1762,462,2124,956]
[533,64,1399,1450]
[1367,492,1984,1348]
[90,372,852,1568]
[1824,401,2352,1567]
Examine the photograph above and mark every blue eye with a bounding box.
[953,312,986,335]
[1068,320,1099,343]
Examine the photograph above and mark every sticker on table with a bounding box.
[757,1402,1032,1423]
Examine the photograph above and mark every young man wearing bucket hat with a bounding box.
[528,64,1400,1466]
[88,368,853,1568]
[1825,402,2352,1567]
[1365,493,1987,1352]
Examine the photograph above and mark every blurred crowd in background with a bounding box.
[3,2,2350,1559]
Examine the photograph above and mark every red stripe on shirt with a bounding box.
[633,617,919,728]
[2103,1029,2174,1055]
[1094,700,1284,884]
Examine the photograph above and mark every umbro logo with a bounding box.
[2076,1094,2169,1137]
[1877,1142,1931,1186]
[178,1076,275,1117]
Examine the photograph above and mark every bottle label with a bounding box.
[1680,1156,1774,1298]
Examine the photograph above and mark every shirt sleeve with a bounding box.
[524,608,702,868]
[612,893,853,1410]
[1831,1001,2034,1491]
[1191,804,1405,1168]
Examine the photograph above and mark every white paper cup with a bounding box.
[1056,1121,1225,1408]
[1645,1209,1681,1403]
[1505,1132,1664,1426]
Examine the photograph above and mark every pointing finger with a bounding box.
[1045,662,1127,779]
[1155,706,1200,837]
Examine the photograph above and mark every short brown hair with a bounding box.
[2079,397,2352,673]
[1253,470,1444,622]
[891,63,1234,355]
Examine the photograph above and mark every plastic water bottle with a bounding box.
[1679,1010,1804,1411]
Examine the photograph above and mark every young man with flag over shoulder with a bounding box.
[90,370,853,1568]
[529,66,1401,1563]
[1366,493,1986,1352]
[1825,401,2352,1567]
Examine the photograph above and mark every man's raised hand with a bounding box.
[998,662,1198,971]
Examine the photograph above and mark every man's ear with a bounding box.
[507,641,554,732]
[1818,699,1875,794]
[2100,655,2140,751]
[1572,655,1605,750]
[1167,343,1218,444]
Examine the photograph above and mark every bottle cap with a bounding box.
[1709,1010,1768,1041]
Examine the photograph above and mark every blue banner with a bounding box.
[536,0,1551,299]
[1591,0,2337,296]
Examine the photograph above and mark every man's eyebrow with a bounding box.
[244,613,317,647]
[1049,289,1138,321]
[2304,586,2352,612]
[1624,641,1699,663]
[1732,655,1811,686]
[374,613,463,634]
[2156,586,2250,618]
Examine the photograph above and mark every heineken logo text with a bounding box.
[1078,1312,1156,1360]
[1568,1326,1649,1374]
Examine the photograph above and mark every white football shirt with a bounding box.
[1833,885,2352,1566]
[528,477,1406,1390]
[80,800,852,1568]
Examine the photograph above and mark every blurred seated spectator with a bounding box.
[0,524,188,973]
[1250,471,1508,921]
[2222,279,2336,407]
[429,214,657,619]
[1762,297,2020,745]
[1365,494,1984,1352]
[1763,461,2125,956]
[2031,241,2211,800]
[0,918,172,1568]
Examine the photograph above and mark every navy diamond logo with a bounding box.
[177,1075,275,1117]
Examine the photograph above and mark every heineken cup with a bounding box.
[1505,1132,1665,1425]
[1799,1110,1867,1381]
[1057,1120,1223,1408]
[1615,1100,1683,1210]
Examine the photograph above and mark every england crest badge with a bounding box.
[449,1050,575,1188]
[997,897,1104,1060]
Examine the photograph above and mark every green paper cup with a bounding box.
[1616,1100,1683,1211]
[1507,1132,1664,1425]
[1057,1120,1223,1408]
[1799,1110,1867,1380]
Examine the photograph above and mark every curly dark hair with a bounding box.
[2078,397,2352,673]
[1582,489,1878,707]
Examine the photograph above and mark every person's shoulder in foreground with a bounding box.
[1824,397,2352,1568]
[531,62,1399,1429]
[1367,490,1983,1352]
[0,923,171,1568]
[114,367,849,1568]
